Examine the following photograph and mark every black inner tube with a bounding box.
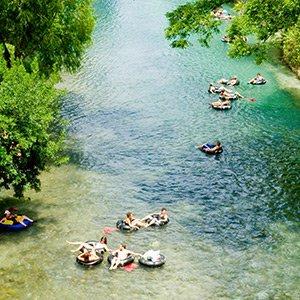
[116,220,131,231]
[139,254,166,267]
[76,253,103,267]
[107,254,135,267]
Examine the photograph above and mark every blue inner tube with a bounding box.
[139,254,166,267]
[0,218,33,232]
[116,220,132,231]
[107,254,135,267]
[76,253,103,267]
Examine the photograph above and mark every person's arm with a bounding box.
[129,250,142,257]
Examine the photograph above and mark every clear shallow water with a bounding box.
[1,0,300,299]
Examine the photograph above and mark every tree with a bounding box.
[165,0,300,67]
[0,62,67,197]
[0,0,95,75]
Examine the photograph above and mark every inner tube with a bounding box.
[81,240,106,255]
[139,254,166,267]
[219,94,237,100]
[107,254,135,267]
[208,86,224,94]
[144,214,170,227]
[116,220,131,231]
[0,218,33,232]
[200,143,223,154]
[211,103,231,110]
[76,253,103,267]
[211,104,231,110]
[251,79,266,85]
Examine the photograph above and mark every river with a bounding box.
[1,0,299,299]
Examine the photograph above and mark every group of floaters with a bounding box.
[208,73,267,111]
[66,208,169,271]
[197,73,267,155]
[0,208,33,231]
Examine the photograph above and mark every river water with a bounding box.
[1,0,299,299]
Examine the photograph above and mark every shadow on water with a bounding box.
[0,196,59,239]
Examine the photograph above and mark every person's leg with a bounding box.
[23,215,33,222]
[71,243,85,252]
[109,257,119,270]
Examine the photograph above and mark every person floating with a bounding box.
[248,73,266,85]
[221,35,231,43]
[211,100,231,110]
[218,76,239,86]
[124,212,149,230]
[198,141,223,154]
[0,208,33,227]
[109,244,141,270]
[211,8,232,20]
[219,90,244,100]
[77,250,101,263]
[142,208,169,226]
[208,84,232,94]
[66,236,109,255]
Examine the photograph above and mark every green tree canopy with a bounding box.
[0,0,95,75]
[0,62,67,197]
[165,0,300,67]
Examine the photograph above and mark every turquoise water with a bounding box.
[1,0,299,299]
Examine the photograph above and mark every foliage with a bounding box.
[283,18,300,68]
[0,0,95,197]
[0,0,95,75]
[165,0,300,68]
[0,63,67,197]
[165,0,226,48]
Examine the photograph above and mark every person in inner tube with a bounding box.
[218,75,238,86]
[109,244,141,270]
[77,249,100,263]
[203,141,222,153]
[67,236,109,255]
[142,208,169,226]
[248,73,265,84]
[219,90,243,100]
[227,75,239,86]
[211,100,231,108]
[124,212,149,230]
[0,208,33,227]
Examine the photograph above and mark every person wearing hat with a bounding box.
[0,208,33,227]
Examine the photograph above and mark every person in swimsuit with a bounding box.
[0,209,33,227]
[77,250,100,263]
[67,236,109,255]
[248,73,266,84]
[142,208,169,226]
[124,212,148,230]
[109,244,141,270]
[203,141,222,153]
